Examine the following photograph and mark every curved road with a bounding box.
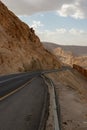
[0,76,48,130]
[0,68,66,130]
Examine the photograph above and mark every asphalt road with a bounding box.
[0,67,71,130]
[0,76,48,130]
[0,69,62,98]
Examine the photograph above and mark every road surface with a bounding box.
[0,68,67,130]
[0,76,48,130]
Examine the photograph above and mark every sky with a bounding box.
[2,0,87,46]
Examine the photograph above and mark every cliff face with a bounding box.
[43,42,87,68]
[0,2,61,75]
[53,47,87,67]
[53,47,74,66]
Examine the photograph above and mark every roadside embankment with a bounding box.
[45,68,87,130]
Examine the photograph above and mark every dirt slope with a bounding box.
[46,69,87,130]
[0,2,61,75]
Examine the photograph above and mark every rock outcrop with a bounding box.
[53,47,87,68]
[43,42,87,68]
[0,1,61,75]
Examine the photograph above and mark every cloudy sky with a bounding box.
[2,0,87,46]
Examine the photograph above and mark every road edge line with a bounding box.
[0,78,35,101]
[38,76,49,130]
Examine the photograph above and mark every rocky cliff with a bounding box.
[43,42,87,68]
[0,1,61,75]
[53,47,87,67]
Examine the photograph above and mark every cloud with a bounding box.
[31,21,44,29]
[37,28,86,36]
[35,28,87,45]
[57,3,85,19]
[56,28,67,34]
[69,28,86,35]
[2,0,87,19]
[2,0,58,15]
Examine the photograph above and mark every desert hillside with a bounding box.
[0,2,61,75]
[43,42,87,68]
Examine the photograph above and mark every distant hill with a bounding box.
[43,42,87,56]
